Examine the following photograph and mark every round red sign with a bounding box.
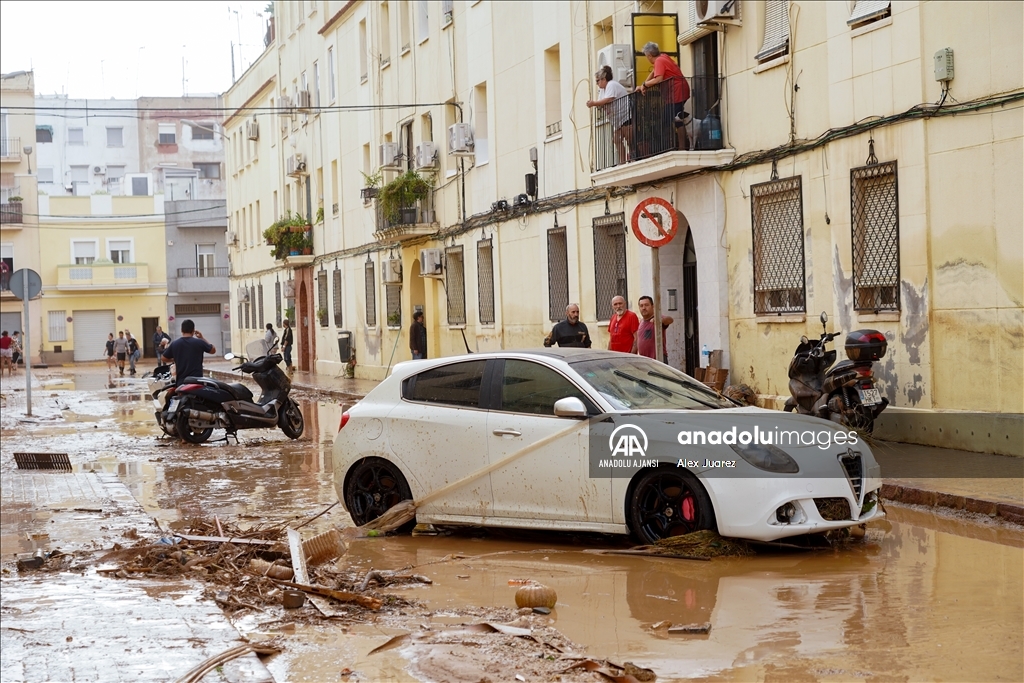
[630,197,678,248]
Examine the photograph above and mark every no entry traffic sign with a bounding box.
[630,197,678,248]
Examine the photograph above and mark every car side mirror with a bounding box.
[224,353,235,361]
[553,397,588,418]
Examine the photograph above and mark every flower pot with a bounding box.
[290,249,301,256]
[361,187,379,200]
[288,225,308,233]
[302,247,312,255]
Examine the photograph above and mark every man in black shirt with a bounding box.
[544,303,592,348]
[409,311,427,359]
[280,319,294,371]
[162,319,216,385]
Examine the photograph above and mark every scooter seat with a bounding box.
[181,376,254,402]
[227,382,255,401]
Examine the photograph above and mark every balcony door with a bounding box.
[196,244,216,277]
[691,34,720,122]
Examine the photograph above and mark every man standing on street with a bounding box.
[544,303,592,348]
[608,295,640,354]
[162,319,216,385]
[280,319,294,371]
[113,331,129,376]
[125,330,141,376]
[637,296,674,363]
[409,311,427,360]
[153,326,171,355]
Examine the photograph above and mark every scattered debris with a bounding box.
[722,383,758,406]
[281,590,306,609]
[514,582,557,609]
[174,641,283,683]
[668,622,712,634]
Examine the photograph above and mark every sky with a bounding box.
[0,1,269,100]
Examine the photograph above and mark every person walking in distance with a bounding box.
[113,331,129,376]
[161,319,217,385]
[544,303,592,348]
[280,319,294,371]
[637,295,674,363]
[264,323,278,354]
[153,326,171,354]
[105,333,116,370]
[11,331,22,369]
[125,330,141,376]
[409,311,427,360]
[608,295,640,354]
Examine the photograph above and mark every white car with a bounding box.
[332,349,883,542]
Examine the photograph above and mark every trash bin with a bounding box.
[337,330,352,362]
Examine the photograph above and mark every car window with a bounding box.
[571,356,734,410]
[406,360,487,408]
[500,360,588,416]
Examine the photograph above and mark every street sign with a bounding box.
[630,197,678,248]
[10,268,42,301]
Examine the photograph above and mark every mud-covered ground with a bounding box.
[2,367,1022,682]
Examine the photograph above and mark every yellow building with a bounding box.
[224,1,1021,453]
[1,70,41,361]
[37,195,168,362]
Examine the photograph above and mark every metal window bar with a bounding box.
[258,284,265,329]
[593,77,694,172]
[851,161,900,312]
[593,213,628,321]
[48,311,68,342]
[318,271,329,327]
[275,281,282,326]
[477,238,495,324]
[333,268,343,327]
[175,303,221,315]
[756,0,790,61]
[385,284,401,328]
[364,261,377,327]
[243,291,251,329]
[177,267,229,278]
[751,177,806,315]
[547,227,569,322]
[445,246,467,325]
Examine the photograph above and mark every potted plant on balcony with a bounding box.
[264,213,312,259]
[360,169,383,200]
[284,306,295,323]
[379,170,432,226]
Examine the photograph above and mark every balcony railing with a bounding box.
[374,193,437,242]
[594,76,725,172]
[1,201,23,225]
[56,263,151,290]
[177,266,229,278]
[0,137,21,161]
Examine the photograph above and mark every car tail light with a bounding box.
[854,366,873,377]
[338,411,350,432]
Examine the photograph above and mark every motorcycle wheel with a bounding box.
[176,407,214,444]
[278,399,304,439]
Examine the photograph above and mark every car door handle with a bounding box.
[493,429,522,437]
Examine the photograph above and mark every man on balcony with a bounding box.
[587,66,632,164]
[638,42,690,154]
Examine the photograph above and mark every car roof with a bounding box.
[419,348,624,363]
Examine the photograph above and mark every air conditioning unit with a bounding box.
[227,230,237,244]
[379,142,401,169]
[415,141,438,170]
[286,153,307,177]
[283,280,295,298]
[382,258,403,284]
[596,44,634,87]
[246,119,260,141]
[419,248,443,277]
[93,165,103,174]
[697,0,739,24]
[296,89,313,111]
[448,123,474,156]
[237,286,250,303]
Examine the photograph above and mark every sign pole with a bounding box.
[652,246,663,364]
[23,268,31,416]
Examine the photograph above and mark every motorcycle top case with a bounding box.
[845,329,887,361]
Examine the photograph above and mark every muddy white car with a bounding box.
[332,349,883,542]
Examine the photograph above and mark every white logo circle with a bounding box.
[608,423,649,457]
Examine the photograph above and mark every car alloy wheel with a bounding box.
[344,457,414,529]
[628,468,715,544]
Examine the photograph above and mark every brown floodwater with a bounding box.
[2,370,1022,682]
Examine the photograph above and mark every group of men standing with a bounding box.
[545,295,673,362]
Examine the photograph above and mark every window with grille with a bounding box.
[258,284,265,328]
[238,299,244,327]
[751,176,805,315]
[547,227,569,322]
[318,270,329,326]
[477,238,495,324]
[49,310,67,342]
[250,287,258,329]
[593,213,628,321]
[275,281,282,326]
[364,261,377,327]
[243,292,251,329]
[851,161,899,312]
[385,284,402,328]
[756,0,790,62]
[445,246,466,325]
[333,268,343,326]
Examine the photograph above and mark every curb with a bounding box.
[880,483,1024,525]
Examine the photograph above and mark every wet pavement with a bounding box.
[1,366,1022,682]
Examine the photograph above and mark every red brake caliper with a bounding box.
[681,496,695,522]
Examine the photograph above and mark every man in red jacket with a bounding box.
[608,296,640,354]
[638,41,691,153]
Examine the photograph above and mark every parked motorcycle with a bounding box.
[147,363,178,438]
[784,312,889,433]
[161,340,304,443]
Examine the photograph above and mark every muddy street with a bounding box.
[2,368,1022,682]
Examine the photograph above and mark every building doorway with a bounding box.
[682,229,699,376]
[142,317,160,358]
[298,280,310,371]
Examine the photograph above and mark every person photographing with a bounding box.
[161,319,216,385]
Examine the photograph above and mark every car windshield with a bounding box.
[570,356,735,411]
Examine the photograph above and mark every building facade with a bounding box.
[1,70,42,360]
[223,1,1021,452]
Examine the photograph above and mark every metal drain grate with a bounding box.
[13,453,72,471]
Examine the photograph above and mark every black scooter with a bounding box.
[784,312,889,433]
[164,340,304,443]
